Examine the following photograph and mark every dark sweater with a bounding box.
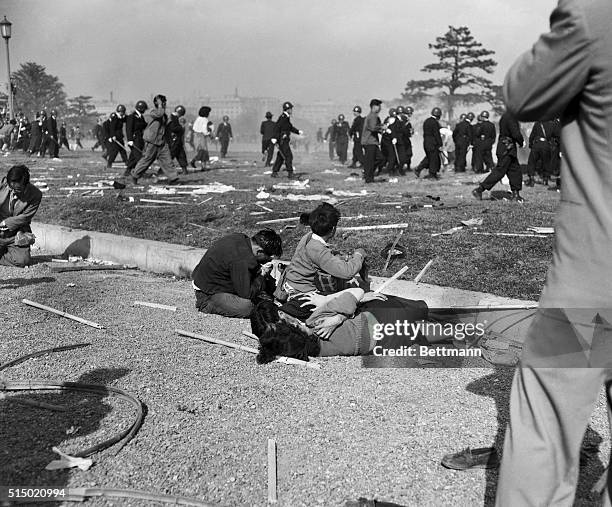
[192,233,259,299]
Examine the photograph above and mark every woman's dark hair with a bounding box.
[252,229,282,257]
[251,301,320,364]
[300,203,340,236]
[7,165,30,185]
[199,106,211,117]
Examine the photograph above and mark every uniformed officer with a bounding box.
[124,100,148,177]
[260,112,275,167]
[379,108,397,174]
[168,105,188,174]
[105,104,128,170]
[452,112,473,172]
[215,116,233,158]
[400,106,415,172]
[348,106,365,168]
[271,101,303,178]
[334,114,350,164]
[40,109,59,159]
[526,120,556,186]
[385,105,407,176]
[473,110,525,202]
[415,107,443,179]
[472,110,496,173]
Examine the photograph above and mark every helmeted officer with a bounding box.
[348,105,365,168]
[271,101,302,178]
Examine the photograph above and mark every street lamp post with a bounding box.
[0,16,13,120]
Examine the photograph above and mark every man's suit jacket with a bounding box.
[44,116,57,138]
[505,0,612,309]
[126,112,146,146]
[0,178,42,233]
[422,117,442,150]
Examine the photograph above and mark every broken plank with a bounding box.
[22,299,105,330]
[133,301,177,312]
[337,223,409,232]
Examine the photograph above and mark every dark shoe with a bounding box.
[271,172,279,178]
[190,160,196,169]
[511,191,524,203]
[181,167,189,175]
[167,178,181,186]
[414,167,422,178]
[287,172,295,179]
[131,176,139,185]
[472,187,483,200]
[441,447,500,470]
[526,176,535,187]
[112,180,126,190]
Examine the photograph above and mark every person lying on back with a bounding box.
[192,229,282,318]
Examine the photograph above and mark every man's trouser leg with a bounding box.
[106,142,118,168]
[507,156,523,192]
[157,143,178,179]
[472,143,483,172]
[363,145,377,183]
[483,147,494,171]
[197,292,254,318]
[220,139,229,157]
[118,142,128,164]
[264,141,274,166]
[496,367,608,506]
[132,142,159,179]
[271,149,283,175]
[455,142,467,172]
[328,140,335,160]
[0,243,31,267]
[282,143,294,174]
[427,148,441,176]
[52,137,59,157]
[126,140,143,170]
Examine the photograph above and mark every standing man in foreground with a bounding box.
[452,113,473,173]
[271,101,302,179]
[496,0,612,505]
[192,229,282,318]
[124,100,148,177]
[215,116,233,158]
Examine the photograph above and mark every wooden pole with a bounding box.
[337,223,410,232]
[176,330,321,370]
[22,299,105,330]
[140,198,188,205]
[414,259,435,283]
[473,232,548,238]
[374,265,409,294]
[267,438,278,504]
[134,301,177,312]
[383,230,404,272]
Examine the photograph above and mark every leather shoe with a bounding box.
[472,187,483,200]
[441,447,500,470]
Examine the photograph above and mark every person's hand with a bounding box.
[271,138,277,144]
[108,138,113,142]
[360,292,388,303]
[392,138,397,145]
[298,130,304,135]
[260,262,273,276]
[354,248,367,258]
[313,314,344,340]
[127,141,134,147]
[298,292,330,309]
[438,147,444,151]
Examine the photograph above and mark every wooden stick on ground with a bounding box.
[268,438,278,504]
[414,259,435,284]
[374,265,409,294]
[473,232,548,238]
[22,299,105,330]
[175,330,321,370]
[337,223,410,232]
[134,301,177,312]
[383,230,404,272]
[255,203,273,212]
[139,198,188,205]
[51,265,137,273]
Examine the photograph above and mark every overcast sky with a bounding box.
[2,0,556,104]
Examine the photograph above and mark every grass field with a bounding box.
[6,141,559,300]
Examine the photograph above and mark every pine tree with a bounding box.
[11,62,67,117]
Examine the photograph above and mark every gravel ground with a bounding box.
[1,259,610,506]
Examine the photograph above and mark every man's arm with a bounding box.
[313,245,364,280]
[3,189,42,231]
[504,0,592,121]
[229,259,254,299]
[126,116,134,142]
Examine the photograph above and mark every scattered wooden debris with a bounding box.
[45,447,93,471]
[140,198,188,205]
[255,203,273,212]
[51,264,137,273]
[22,299,105,330]
[134,301,177,312]
[414,259,435,283]
[431,226,464,237]
[474,232,548,238]
[527,226,554,234]
[338,223,409,232]
[268,438,278,504]
[176,329,321,370]
[375,265,409,294]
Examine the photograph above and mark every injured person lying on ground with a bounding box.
[250,288,485,362]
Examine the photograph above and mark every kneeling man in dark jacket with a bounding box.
[0,165,42,267]
[192,229,282,318]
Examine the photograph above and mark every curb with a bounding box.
[31,222,535,307]
[31,222,205,278]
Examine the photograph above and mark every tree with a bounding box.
[402,26,497,120]
[11,62,67,117]
[66,95,98,131]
